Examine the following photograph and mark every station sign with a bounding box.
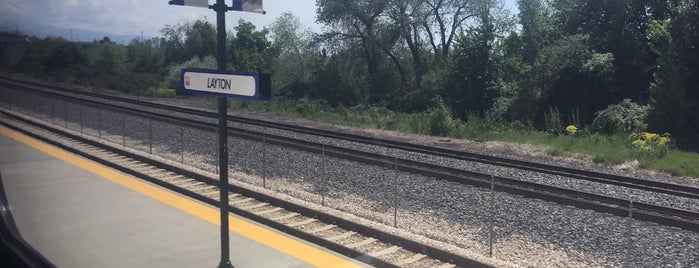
[168,0,265,13]
[232,0,265,14]
[180,68,259,100]
[168,0,209,8]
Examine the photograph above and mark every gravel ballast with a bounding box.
[2,85,698,268]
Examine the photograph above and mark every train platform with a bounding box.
[0,126,370,268]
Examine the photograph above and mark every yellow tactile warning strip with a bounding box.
[0,125,362,268]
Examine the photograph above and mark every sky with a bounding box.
[0,0,517,41]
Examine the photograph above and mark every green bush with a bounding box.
[544,107,563,136]
[426,96,456,136]
[590,99,648,134]
[161,56,217,89]
[144,87,177,98]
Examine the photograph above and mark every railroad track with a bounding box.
[0,111,490,268]
[1,77,698,233]
[1,76,697,201]
[0,77,699,199]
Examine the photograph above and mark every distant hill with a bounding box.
[0,20,145,44]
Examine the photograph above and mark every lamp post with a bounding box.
[168,1,265,267]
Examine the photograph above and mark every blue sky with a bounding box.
[0,0,517,40]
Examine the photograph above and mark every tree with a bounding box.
[316,0,392,101]
[184,20,216,59]
[668,0,699,149]
[88,37,125,75]
[647,19,688,145]
[552,0,654,104]
[160,22,188,65]
[422,0,478,60]
[269,12,315,98]
[446,0,495,119]
[228,20,272,72]
[517,0,554,64]
[126,38,164,73]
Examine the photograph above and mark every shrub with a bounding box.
[161,56,217,89]
[144,87,177,98]
[426,96,455,136]
[590,99,648,134]
[630,132,672,157]
[544,107,563,136]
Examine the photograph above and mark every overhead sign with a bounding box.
[180,68,259,100]
[232,0,265,14]
[168,0,209,8]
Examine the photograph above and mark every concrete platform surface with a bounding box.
[0,126,369,268]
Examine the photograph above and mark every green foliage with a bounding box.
[161,56,217,89]
[184,20,216,60]
[647,19,689,146]
[630,132,673,158]
[640,150,699,178]
[543,107,563,136]
[589,99,648,134]
[581,52,614,75]
[144,87,177,98]
[425,96,456,136]
[8,0,699,154]
[228,20,272,72]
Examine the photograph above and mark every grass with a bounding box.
[227,98,699,179]
[640,151,699,177]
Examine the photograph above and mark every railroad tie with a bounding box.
[177,180,203,188]
[255,207,283,216]
[346,238,376,249]
[271,212,299,221]
[161,174,185,181]
[307,224,335,234]
[201,191,220,199]
[324,231,356,242]
[437,263,456,268]
[287,218,317,228]
[395,253,427,266]
[230,198,254,205]
[368,245,400,257]
[189,184,216,192]
[241,203,268,210]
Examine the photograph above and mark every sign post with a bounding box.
[168,1,266,268]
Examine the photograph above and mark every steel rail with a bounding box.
[2,90,698,233]
[1,76,697,201]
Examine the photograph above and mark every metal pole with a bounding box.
[51,98,56,124]
[262,134,267,188]
[488,175,495,257]
[98,108,101,139]
[8,89,13,111]
[214,1,233,267]
[627,199,633,263]
[122,113,126,146]
[393,156,398,228]
[181,121,185,163]
[321,144,326,206]
[65,102,69,129]
[79,104,83,134]
[148,117,153,154]
[628,200,633,219]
